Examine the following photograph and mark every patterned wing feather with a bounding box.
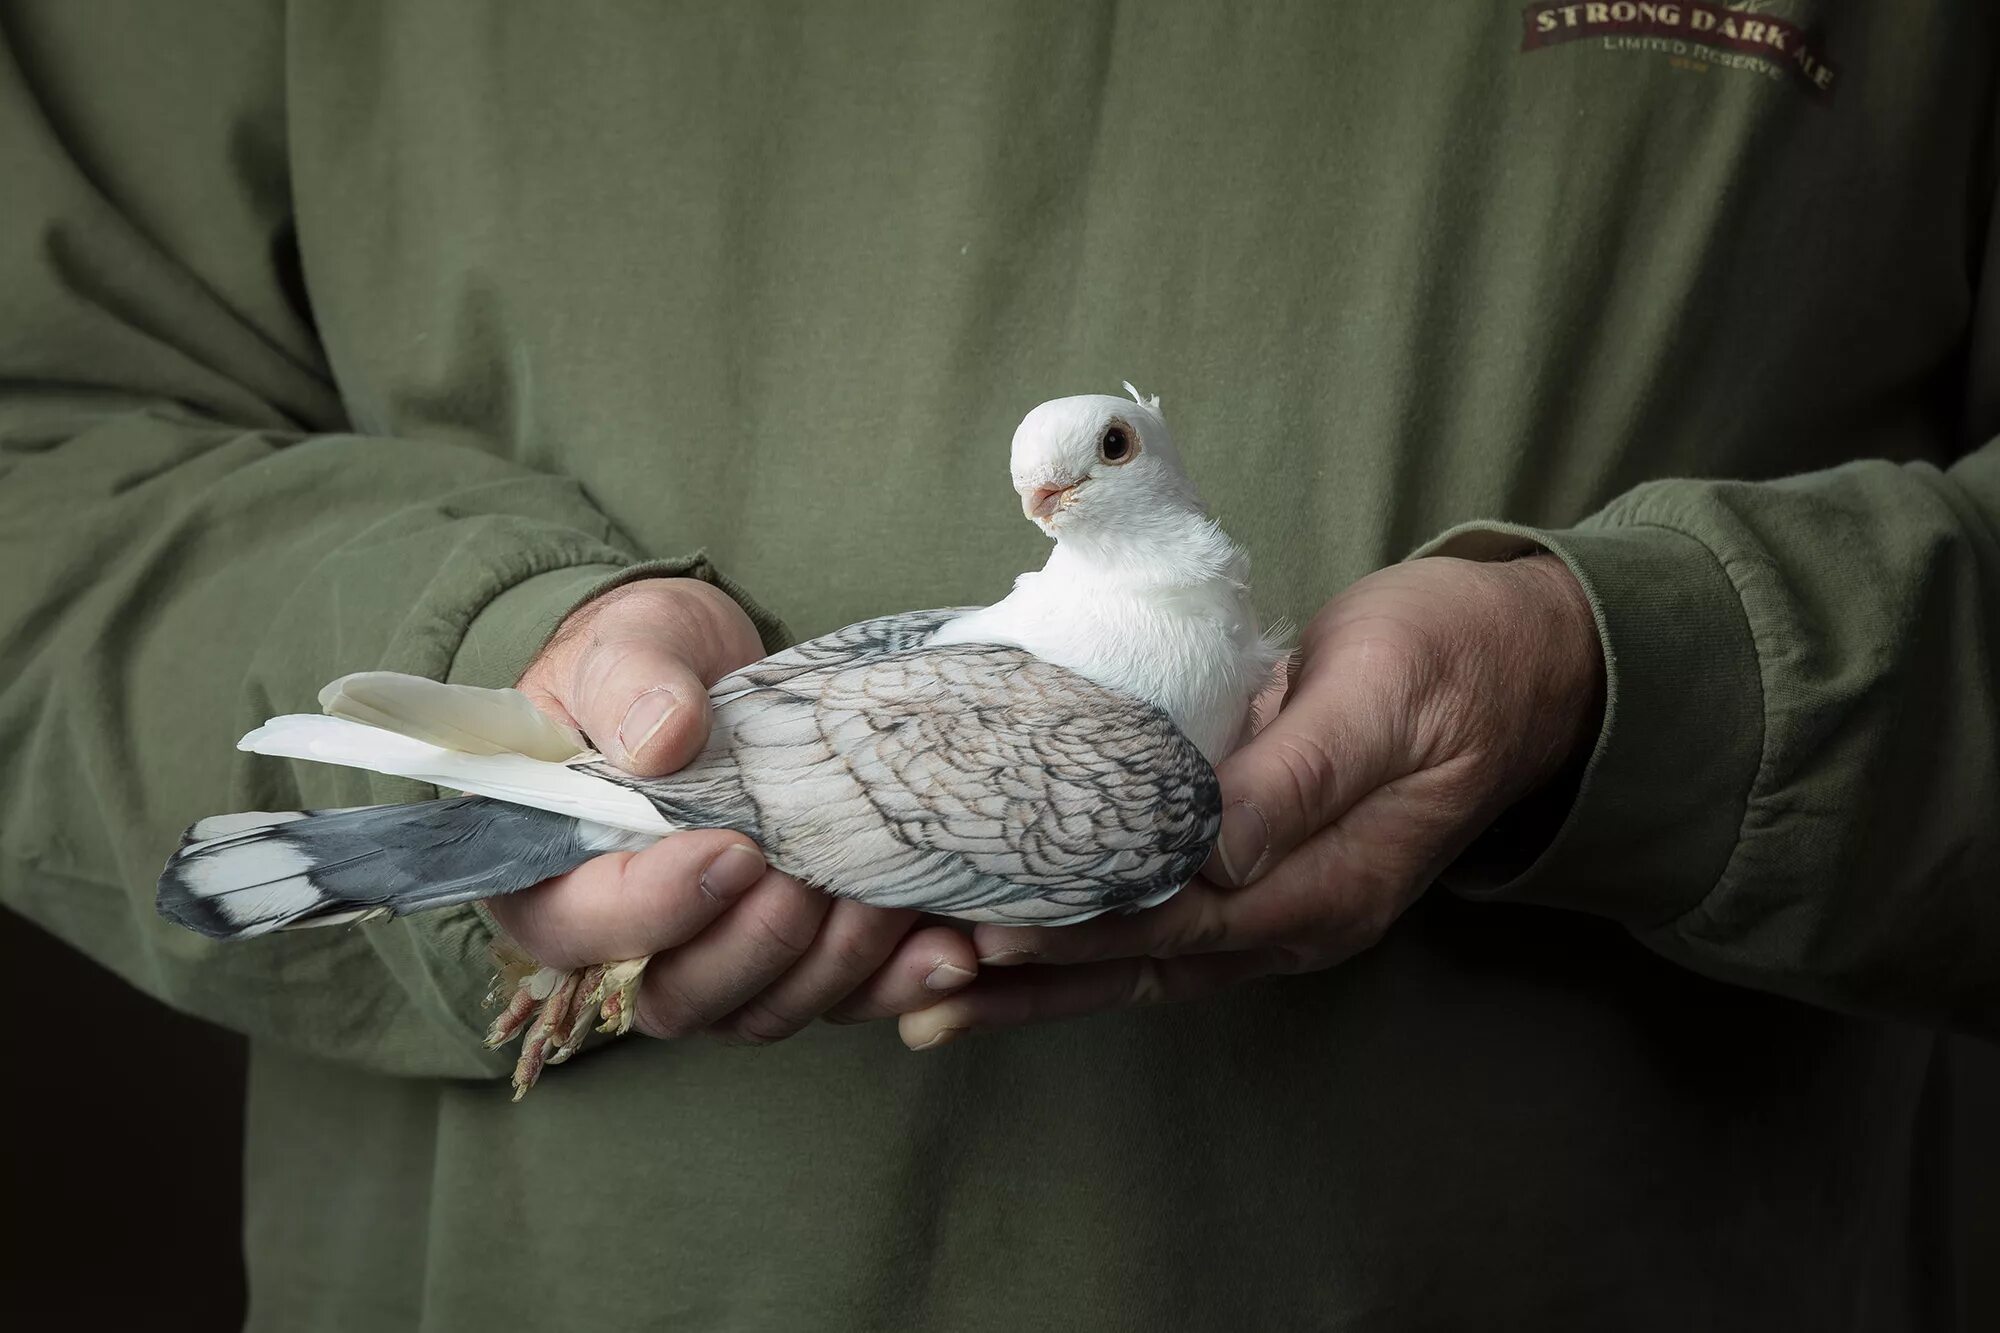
[710,608,980,696]
[674,643,1221,924]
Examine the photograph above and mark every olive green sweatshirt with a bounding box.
[3,2,1995,1328]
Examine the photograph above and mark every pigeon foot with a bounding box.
[483,939,651,1100]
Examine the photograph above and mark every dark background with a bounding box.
[4,906,1996,1329]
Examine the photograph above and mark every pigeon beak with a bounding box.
[1023,480,1080,521]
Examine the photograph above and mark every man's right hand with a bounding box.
[484,577,978,1044]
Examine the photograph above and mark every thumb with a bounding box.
[1204,659,1404,889]
[524,578,763,778]
[569,640,714,776]
[547,604,729,776]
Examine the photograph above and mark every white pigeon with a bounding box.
[157,385,1284,1095]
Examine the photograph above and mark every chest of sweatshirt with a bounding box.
[281,0,1993,634]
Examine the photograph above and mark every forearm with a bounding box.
[0,406,657,1076]
[0,9,797,1076]
[1421,445,2000,1034]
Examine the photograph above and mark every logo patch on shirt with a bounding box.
[1520,2,1837,99]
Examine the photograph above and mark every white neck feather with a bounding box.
[931,513,1281,762]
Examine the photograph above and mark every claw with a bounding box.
[511,968,580,1100]
[485,982,539,1049]
[484,951,563,1050]
[546,965,603,1065]
[594,958,650,1036]
[480,939,653,1100]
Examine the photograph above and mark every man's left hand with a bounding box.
[897,553,1605,1051]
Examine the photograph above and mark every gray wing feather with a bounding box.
[709,608,979,695]
[606,630,1219,925]
[576,610,980,838]
[579,609,981,842]
[805,649,1220,921]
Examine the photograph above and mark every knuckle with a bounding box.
[822,936,880,980]
[725,1003,806,1046]
[636,972,710,1039]
[560,643,623,732]
[819,915,892,976]
[742,892,822,961]
[1264,729,1338,823]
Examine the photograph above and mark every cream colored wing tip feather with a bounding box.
[317,671,588,761]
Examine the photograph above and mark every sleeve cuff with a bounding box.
[1411,519,1765,928]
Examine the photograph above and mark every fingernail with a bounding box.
[699,844,765,903]
[924,962,976,991]
[899,1008,968,1051]
[617,686,681,765]
[977,947,1038,966]
[1214,800,1270,887]
[906,1025,965,1052]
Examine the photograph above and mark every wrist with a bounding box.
[1412,518,1759,924]
[1429,552,1605,887]
[1502,552,1606,794]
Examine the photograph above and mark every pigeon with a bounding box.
[157,385,1284,1094]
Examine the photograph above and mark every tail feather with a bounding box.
[157,796,652,941]
[317,671,589,761]
[236,713,671,834]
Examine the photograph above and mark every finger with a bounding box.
[713,902,929,1044]
[545,580,762,776]
[633,870,831,1038]
[820,923,980,1026]
[1294,764,1483,924]
[973,760,1464,972]
[486,831,768,969]
[896,951,1281,1051]
[1202,650,1409,888]
[971,881,1233,968]
[564,634,717,776]
[971,839,1367,969]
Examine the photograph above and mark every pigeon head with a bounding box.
[1009,384,1205,544]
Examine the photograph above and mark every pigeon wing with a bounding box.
[709,607,980,698]
[607,640,1221,925]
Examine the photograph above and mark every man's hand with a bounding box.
[897,554,1603,1051]
[485,578,977,1045]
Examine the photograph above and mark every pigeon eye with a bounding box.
[1098,424,1135,465]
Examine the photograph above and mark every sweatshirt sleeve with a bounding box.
[0,9,782,1077]
[1413,157,2000,1038]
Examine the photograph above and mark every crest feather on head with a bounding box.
[1122,381,1162,411]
